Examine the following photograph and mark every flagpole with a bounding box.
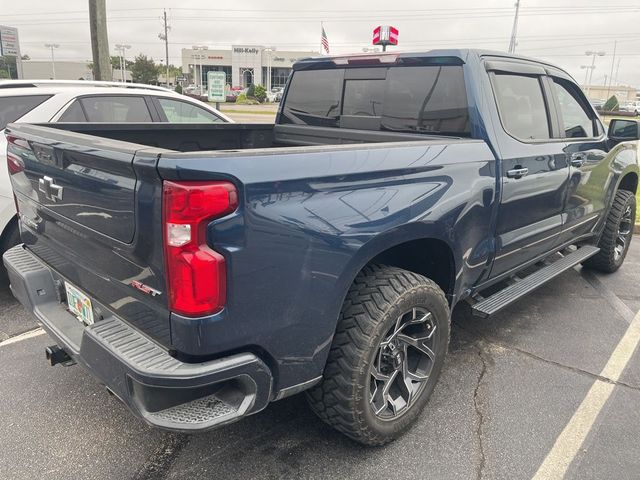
[321,21,323,55]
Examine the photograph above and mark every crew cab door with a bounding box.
[546,75,609,242]
[487,64,569,278]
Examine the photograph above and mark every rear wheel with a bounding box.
[583,189,635,273]
[306,264,450,445]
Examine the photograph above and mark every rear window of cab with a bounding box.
[281,65,470,136]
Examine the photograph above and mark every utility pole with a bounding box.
[115,43,131,82]
[44,43,59,79]
[158,9,170,87]
[88,0,110,80]
[508,0,521,54]
[606,40,617,100]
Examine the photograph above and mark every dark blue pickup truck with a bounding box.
[4,50,640,445]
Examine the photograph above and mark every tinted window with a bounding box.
[282,69,344,126]
[58,100,87,122]
[493,74,550,140]
[157,98,223,123]
[282,65,469,135]
[80,96,152,122]
[343,79,385,117]
[382,66,469,135]
[552,79,594,138]
[0,95,51,130]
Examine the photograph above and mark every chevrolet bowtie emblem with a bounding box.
[38,176,64,202]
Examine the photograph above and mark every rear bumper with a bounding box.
[3,244,273,432]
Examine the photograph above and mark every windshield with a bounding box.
[281,65,470,136]
[0,95,51,130]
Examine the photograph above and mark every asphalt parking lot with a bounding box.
[1,245,639,480]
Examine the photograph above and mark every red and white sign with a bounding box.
[373,25,399,46]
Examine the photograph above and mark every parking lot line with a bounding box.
[0,327,44,347]
[532,307,640,479]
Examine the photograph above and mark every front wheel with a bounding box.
[583,189,635,273]
[306,264,450,445]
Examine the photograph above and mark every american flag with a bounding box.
[321,24,330,54]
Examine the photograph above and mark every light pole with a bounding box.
[584,50,606,96]
[192,45,208,96]
[115,44,131,82]
[44,43,59,79]
[264,47,275,92]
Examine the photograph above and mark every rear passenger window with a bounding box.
[492,74,550,140]
[552,79,595,138]
[58,100,87,122]
[0,95,51,130]
[79,96,152,122]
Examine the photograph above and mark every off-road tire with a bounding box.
[583,189,635,273]
[306,264,450,446]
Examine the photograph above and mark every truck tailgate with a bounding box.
[5,124,171,346]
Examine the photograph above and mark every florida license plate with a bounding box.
[65,282,94,325]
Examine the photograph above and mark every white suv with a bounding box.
[0,80,232,278]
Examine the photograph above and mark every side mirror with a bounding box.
[608,119,640,141]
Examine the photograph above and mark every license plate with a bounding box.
[65,282,94,325]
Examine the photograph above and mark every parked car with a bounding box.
[619,101,640,116]
[0,80,232,279]
[4,50,639,446]
[272,86,284,102]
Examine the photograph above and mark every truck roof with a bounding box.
[292,49,571,78]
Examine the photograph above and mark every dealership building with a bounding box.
[181,45,319,90]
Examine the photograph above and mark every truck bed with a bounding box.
[41,122,457,151]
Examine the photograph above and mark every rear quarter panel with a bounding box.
[158,140,497,390]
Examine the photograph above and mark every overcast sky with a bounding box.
[3,0,639,87]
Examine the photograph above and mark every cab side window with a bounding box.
[58,100,87,122]
[492,73,550,140]
[552,79,595,138]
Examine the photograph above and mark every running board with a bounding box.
[471,246,600,318]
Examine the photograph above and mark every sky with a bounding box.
[3,0,640,87]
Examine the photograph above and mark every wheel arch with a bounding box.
[333,225,458,321]
[617,171,638,194]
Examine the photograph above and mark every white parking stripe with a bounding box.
[0,327,45,347]
[532,308,640,479]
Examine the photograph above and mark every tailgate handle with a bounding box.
[38,176,64,202]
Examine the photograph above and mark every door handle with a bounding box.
[506,167,529,179]
[570,153,586,168]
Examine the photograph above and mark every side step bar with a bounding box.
[471,246,600,318]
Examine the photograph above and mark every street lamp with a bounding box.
[115,44,131,82]
[44,43,59,79]
[192,45,208,96]
[263,47,276,92]
[584,50,606,96]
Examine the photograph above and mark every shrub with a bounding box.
[174,84,183,94]
[235,93,260,105]
[246,84,256,97]
[254,85,267,103]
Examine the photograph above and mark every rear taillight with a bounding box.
[6,135,26,175]
[162,180,238,317]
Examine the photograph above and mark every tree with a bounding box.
[110,55,133,70]
[130,54,159,84]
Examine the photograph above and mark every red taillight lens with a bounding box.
[6,135,26,175]
[163,181,238,317]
